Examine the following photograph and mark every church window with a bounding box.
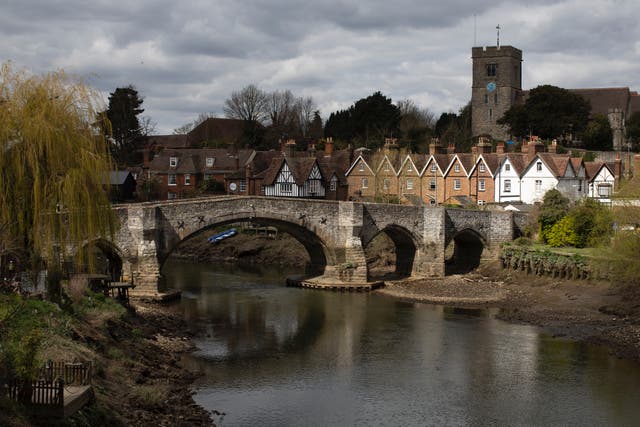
[494,93,498,104]
[487,63,497,76]
[484,94,488,104]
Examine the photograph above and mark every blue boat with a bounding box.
[207,228,238,243]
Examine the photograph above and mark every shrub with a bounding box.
[547,216,579,247]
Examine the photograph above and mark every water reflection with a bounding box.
[163,260,640,427]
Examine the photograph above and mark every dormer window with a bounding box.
[206,157,214,167]
[454,164,460,172]
[358,162,364,172]
[431,163,437,173]
[536,161,542,171]
[170,157,178,167]
[479,163,485,172]
[407,164,413,172]
[505,164,511,171]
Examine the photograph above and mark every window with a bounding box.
[484,94,488,104]
[429,179,436,190]
[454,164,460,172]
[489,108,493,121]
[204,174,211,181]
[536,161,542,171]
[597,184,612,197]
[169,157,178,167]
[505,164,511,171]
[578,180,583,192]
[454,179,461,190]
[330,177,337,191]
[184,174,191,185]
[479,179,485,191]
[260,185,265,195]
[383,178,390,190]
[479,163,485,172]
[281,183,293,193]
[362,178,368,189]
[494,93,498,104]
[406,179,413,190]
[206,157,214,167]
[431,163,437,173]
[168,174,177,186]
[487,63,497,76]
[504,179,511,192]
[358,162,364,172]
[167,192,177,200]
[240,180,246,192]
[384,163,390,172]
[407,163,412,172]
[535,180,542,193]
[478,200,486,206]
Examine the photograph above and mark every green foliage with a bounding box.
[582,114,613,151]
[435,103,473,152]
[0,63,116,277]
[626,111,640,149]
[602,231,640,284]
[513,236,533,246]
[569,197,613,247]
[547,216,579,247]
[100,86,146,166]
[537,189,570,243]
[498,85,591,139]
[325,92,400,149]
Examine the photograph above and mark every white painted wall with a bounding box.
[520,159,558,204]
[494,158,522,203]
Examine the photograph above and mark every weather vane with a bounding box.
[496,24,501,48]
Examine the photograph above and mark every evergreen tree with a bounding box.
[582,114,613,151]
[101,86,145,166]
[309,111,324,140]
[498,85,591,139]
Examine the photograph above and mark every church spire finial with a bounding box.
[496,24,501,48]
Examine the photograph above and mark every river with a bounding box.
[162,259,640,427]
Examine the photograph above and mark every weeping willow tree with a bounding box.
[0,62,116,291]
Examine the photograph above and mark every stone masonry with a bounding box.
[109,196,520,295]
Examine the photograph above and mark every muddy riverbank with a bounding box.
[377,261,640,362]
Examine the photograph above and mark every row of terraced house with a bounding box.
[345,137,621,206]
[143,138,621,208]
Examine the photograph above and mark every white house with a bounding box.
[585,161,615,204]
[262,157,325,198]
[494,154,527,203]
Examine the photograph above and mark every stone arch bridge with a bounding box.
[108,196,525,294]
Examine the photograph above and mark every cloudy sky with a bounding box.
[2,0,638,134]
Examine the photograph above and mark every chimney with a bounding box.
[325,137,334,156]
[615,152,622,183]
[521,139,528,154]
[429,137,440,155]
[549,139,558,154]
[235,155,240,170]
[496,141,505,154]
[477,136,491,154]
[286,139,296,157]
[447,143,455,154]
[471,145,478,155]
[279,139,286,153]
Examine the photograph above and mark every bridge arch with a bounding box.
[363,224,418,279]
[80,238,126,281]
[160,216,334,277]
[445,228,486,275]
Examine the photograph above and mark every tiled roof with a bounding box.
[147,134,189,149]
[570,87,633,116]
[148,148,253,174]
[187,118,249,146]
[262,157,321,186]
[584,161,609,181]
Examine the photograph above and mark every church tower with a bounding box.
[471,45,522,140]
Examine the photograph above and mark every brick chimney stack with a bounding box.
[521,139,528,154]
[548,139,558,154]
[476,136,491,154]
[615,152,622,183]
[496,141,505,154]
[447,143,455,154]
[429,137,440,155]
[285,139,296,157]
[324,137,334,156]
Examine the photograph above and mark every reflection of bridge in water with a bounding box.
[95,196,525,295]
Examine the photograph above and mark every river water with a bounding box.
[163,259,640,427]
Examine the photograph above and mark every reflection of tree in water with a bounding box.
[206,293,326,362]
